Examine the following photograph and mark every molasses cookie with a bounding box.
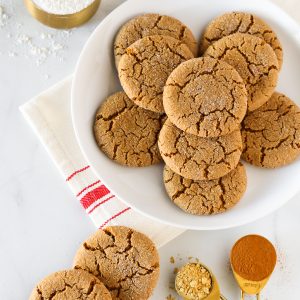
[29,269,112,300]
[158,119,243,180]
[164,162,246,215]
[94,92,164,167]
[204,33,279,111]
[73,226,160,300]
[199,11,283,69]
[114,13,197,66]
[118,35,194,113]
[163,57,247,137]
[241,92,300,167]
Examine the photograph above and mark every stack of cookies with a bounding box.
[94,12,300,217]
[29,226,160,300]
[200,13,300,168]
[94,14,196,167]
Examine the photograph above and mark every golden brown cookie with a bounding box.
[163,162,247,215]
[118,35,194,113]
[241,92,300,167]
[199,11,283,69]
[204,33,279,111]
[29,269,112,300]
[163,57,247,137]
[73,226,160,300]
[94,92,165,167]
[114,13,197,66]
[158,119,243,180]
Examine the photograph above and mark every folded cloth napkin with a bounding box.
[20,76,185,248]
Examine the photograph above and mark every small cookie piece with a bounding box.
[204,33,279,111]
[118,35,194,113]
[241,92,300,167]
[73,226,160,300]
[114,13,197,66]
[29,269,112,300]
[94,92,165,167]
[158,119,243,180]
[163,163,247,215]
[199,12,283,69]
[163,57,247,137]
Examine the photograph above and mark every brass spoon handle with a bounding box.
[241,290,260,300]
[183,293,226,300]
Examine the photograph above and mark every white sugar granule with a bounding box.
[32,0,95,15]
[17,34,31,44]
[8,51,17,57]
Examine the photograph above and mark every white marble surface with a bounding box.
[0,0,299,299]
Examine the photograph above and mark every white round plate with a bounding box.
[72,0,300,230]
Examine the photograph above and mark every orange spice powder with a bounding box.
[230,234,277,281]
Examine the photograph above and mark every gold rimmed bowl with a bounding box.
[24,0,101,29]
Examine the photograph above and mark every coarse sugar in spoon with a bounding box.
[175,262,226,300]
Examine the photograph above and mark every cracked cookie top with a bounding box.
[163,162,247,215]
[241,92,300,168]
[163,57,247,137]
[94,91,165,167]
[204,33,279,111]
[118,35,194,113]
[158,119,243,180]
[114,13,197,66]
[199,11,283,69]
[29,269,112,300]
[73,226,160,300]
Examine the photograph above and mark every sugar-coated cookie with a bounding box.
[118,35,194,113]
[73,226,160,300]
[204,33,279,111]
[114,13,197,66]
[199,12,283,69]
[94,92,165,167]
[163,57,247,137]
[29,269,112,300]
[241,92,300,167]
[163,162,246,215]
[158,119,243,180]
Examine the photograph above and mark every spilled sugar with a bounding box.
[0,5,8,27]
[0,2,72,72]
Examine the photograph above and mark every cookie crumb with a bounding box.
[166,294,176,300]
[173,267,179,274]
[170,256,175,264]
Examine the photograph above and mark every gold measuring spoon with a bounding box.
[175,263,226,300]
[231,270,271,300]
[230,235,277,300]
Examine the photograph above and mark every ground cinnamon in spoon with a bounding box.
[231,235,277,281]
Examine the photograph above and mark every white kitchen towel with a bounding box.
[20,76,184,248]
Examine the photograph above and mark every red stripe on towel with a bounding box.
[100,207,131,229]
[66,165,90,181]
[88,195,115,214]
[80,185,110,209]
[76,180,101,197]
